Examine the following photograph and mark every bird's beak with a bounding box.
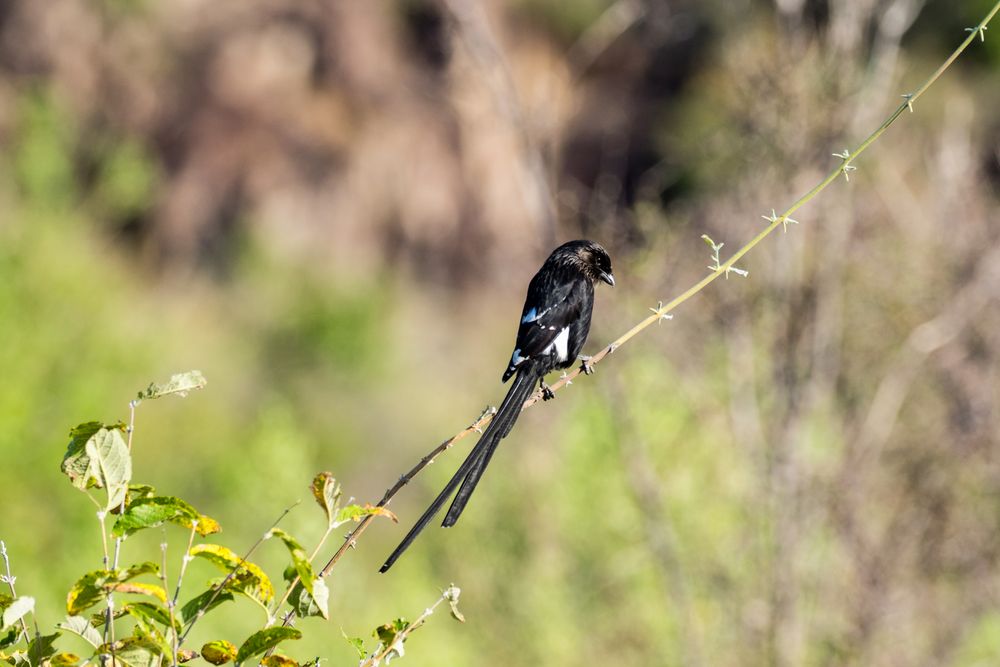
[601,272,615,287]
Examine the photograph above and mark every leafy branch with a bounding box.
[346,585,464,667]
[0,541,32,644]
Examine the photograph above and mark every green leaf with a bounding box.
[178,589,234,625]
[57,616,102,649]
[1,598,32,631]
[112,496,220,538]
[124,602,181,634]
[110,484,157,515]
[0,628,18,650]
[60,422,104,488]
[61,424,132,510]
[89,428,132,509]
[120,562,159,580]
[374,618,409,645]
[126,603,179,656]
[200,640,237,665]
[261,655,298,667]
[67,572,107,615]
[26,633,58,666]
[87,607,127,627]
[235,628,301,665]
[48,653,80,667]
[189,545,274,609]
[374,618,409,661]
[97,638,158,667]
[334,504,397,527]
[66,564,160,615]
[310,473,341,526]
[287,577,328,620]
[136,371,207,402]
[130,610,173,658]
[126,484,157,499]
[342,631,365,661]
[310,579,329,620]
[267,529,314,596]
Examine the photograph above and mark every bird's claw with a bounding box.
[579,356,596,375]
[540,382,556,401]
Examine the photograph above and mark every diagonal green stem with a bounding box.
[297,2,999,590]
[524,1,1000,401]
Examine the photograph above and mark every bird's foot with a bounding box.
[579,355,596,375]
[540,382,556,401]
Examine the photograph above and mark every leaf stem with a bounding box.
[269,522,336,623]
[0,540,31,642]
[104,399,139,663]
[158,538,179,667]
[360,591,451,667]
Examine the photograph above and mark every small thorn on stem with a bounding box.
[965,25,988,42]
[761,208,798,233]
[649,301,674,323]
[832,149,857,181]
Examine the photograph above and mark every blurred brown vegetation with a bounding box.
[2,0,1000,665]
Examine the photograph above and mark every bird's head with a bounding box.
[554,239,615,287]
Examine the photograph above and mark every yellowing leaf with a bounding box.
[106,583,167,604]
[66,565,161,615]
[178,589,234,625]
[112,496,220,538]
[124,602,180,634]
[334,504,397,526]
[235,628,301,665]
[200,640,237,666]
[189,545,274,608]
[310,473,341,526]
[267,529,314,596]
[46,652,80,666]
[66,572,110,616]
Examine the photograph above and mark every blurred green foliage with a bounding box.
[1,2,999,666]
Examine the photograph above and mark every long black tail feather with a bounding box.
[442,369,538,527]
[379,368,539,572]
[379,435,489,572]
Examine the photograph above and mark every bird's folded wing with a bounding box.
[514,281,586,362]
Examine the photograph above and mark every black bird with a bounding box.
[380,240,614,572]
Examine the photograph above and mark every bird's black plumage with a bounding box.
[380,240,614,573]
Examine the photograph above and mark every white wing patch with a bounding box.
[543,327,570,362]
[510,348,526,367]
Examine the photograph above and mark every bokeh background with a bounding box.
[2,0,1000,664]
